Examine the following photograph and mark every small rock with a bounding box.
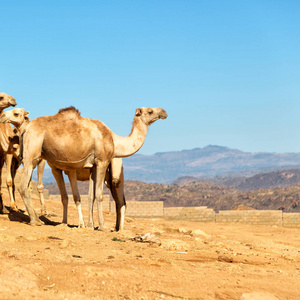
[25,236,38,241]
[60,240,72,248]
[163,239,190,252]
[191,229,211,238]
[240,292,279,300]
[178,227,189,234]
[218,255,233,263]
[130,233,161,246]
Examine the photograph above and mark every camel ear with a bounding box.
[135,108,142,117]
[25,116,30,122]
[25,111,29,116]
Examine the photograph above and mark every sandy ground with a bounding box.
[0,191,300,300]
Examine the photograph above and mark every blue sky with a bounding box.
[1,1,300,154]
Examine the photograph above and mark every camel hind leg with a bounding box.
[51,166,69,225]
[94,159,110,231]
[107,158,126,231]
[87,167,96,229]
[68,170,85,228]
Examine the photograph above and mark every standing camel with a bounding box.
[0,92,17,214]
[19,106,167,229]
[0,108,46,214]
[2,108,126,230]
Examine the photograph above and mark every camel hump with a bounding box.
[58,106,81,115]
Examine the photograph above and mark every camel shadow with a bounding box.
[8,209,60,226]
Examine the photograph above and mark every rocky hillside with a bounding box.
[174,169,300,191]
[45,179,300,213]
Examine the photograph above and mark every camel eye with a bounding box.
[148,109,153,115]
[0,97,3,100]
[14,113,19,117]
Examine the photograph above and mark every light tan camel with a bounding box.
[0,108,46,214]
[19,106,167,229]
[0,92,17,214]
[2,107,126,230]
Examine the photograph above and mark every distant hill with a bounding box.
[174,169,300,192]
[211,169,300,191]
[122,145,300,183]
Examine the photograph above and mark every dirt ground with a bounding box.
[0,191,300,300]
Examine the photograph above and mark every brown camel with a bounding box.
[0,108,47,214]
[0,92,17,213]
[19,106,167,229]
[2,107,126,230]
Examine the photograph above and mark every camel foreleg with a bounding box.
[18,163,43,225]
[37,159,46,215]
[0,156,7,214]
[68,170,85,228]
[5,154,17,211]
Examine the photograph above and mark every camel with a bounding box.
[19,106,167,229]
[2,107,126,231]
[0,108,47,214]
[0,92,18,214]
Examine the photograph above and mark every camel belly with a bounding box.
[44,154,94,171]
[41,145,95,171]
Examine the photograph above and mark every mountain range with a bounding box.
[122,145,300,183]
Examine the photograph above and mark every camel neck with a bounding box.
[113,118,149,158]
[16,120,29,136]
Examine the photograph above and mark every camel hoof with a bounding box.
[39,209,47,216]
[30,219,44,226]
[57,223,68,227]
[10,206,19,212]
[97,226,108,232]
[0,207,10,214]
[78,224,85,229]
[86,223,95,230]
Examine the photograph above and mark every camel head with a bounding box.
[135,107,168,126]
[0,93,17,110]
[0,108,30,128]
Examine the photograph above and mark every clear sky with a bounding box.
[1,1,300,154]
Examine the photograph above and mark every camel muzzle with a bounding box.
[159,109,168,120]
[0,113,10,123]
[9,98,17,107]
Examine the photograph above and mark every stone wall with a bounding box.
[110,201,164,218]
[48,195,300,228]
[283,213,300,228]
[164,206,216,222]
[216,210,283,226]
